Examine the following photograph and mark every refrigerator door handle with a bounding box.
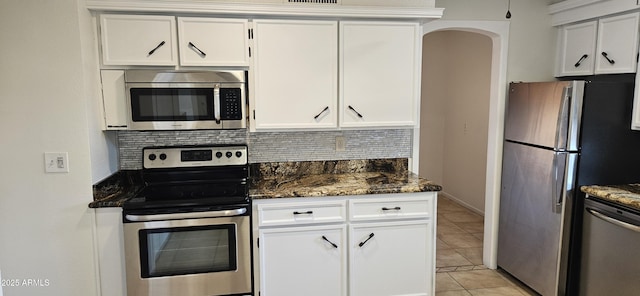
[552,152,568,211]
[552,152,578,212]
[555,87,572,150]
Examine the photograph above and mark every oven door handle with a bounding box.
[125,208,247,222]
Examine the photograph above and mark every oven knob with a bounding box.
[216,152,223,158]
[236,151,243,158]
[148,154,157,161]
[226,151,233,158]
[159,153,167,161]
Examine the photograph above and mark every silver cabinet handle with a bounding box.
[587,208,640,233]
[125,208,246,222]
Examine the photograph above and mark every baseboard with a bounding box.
[439,191,484,216]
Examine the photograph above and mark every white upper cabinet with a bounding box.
[178,17,250,67]
[557,21,598,76]
[100,14,178,66]
[595,13,640,74]
[340,21,420,127]
[557,12,640,76]
[100,14,249,67]
[251,20,338,130]
[251,20,420,130]
[100,70,128,130]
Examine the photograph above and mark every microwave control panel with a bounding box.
[220,88,243,120]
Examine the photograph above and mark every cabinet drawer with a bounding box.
[349,197,432,221]
[257,200,347,227]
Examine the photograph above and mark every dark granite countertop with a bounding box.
[89,170,143,208]
[250,171,441,199]
[89,159,442,208]
[249,159,442,199]
[581,184,640,211]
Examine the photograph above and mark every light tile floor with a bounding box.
[436,196,538,296]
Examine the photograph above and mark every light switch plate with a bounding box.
[44,152,69,173]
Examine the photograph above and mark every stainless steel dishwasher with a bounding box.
[580,196,640,295]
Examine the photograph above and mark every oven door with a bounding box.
[123,208,252,296]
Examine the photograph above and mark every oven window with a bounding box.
[130,88,214,121]
[139,224,237,278]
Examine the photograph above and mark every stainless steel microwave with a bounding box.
[125,70,247,130]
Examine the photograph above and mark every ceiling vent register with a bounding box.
[286,0,340,4]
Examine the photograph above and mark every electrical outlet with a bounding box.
[335,136,346,151]
[44,152,69,173]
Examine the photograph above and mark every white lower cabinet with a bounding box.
[350,220,432,296]
[93,208,127,296]
[253,193,436,296]
[259,225,347,296]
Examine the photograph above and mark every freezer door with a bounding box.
[498,142,574,296]
[505,81,583,150]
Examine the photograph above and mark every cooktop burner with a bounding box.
[124,145,250,212]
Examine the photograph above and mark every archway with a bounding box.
[414,20,509,269]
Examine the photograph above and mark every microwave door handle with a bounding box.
[214,84,221,124]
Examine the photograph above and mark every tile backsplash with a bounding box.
[118,129,412,170]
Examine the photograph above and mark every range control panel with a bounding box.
[143,145,248,169]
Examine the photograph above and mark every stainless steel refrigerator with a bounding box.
[498,76,640,296]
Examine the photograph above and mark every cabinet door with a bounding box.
[94,208,127,296]
[178,17,249,66]
[259,225,347,296]
[252,20,338,130]
[100,70,128,130]
[557,21,597,77]
[340,21,420,127]
[350,220,433,296]
[595,13,640,74]
[100,14,177,66]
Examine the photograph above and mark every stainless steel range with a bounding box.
[123,145,252,296]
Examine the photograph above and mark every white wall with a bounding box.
[0,0,99,295]
[420,31,492,212]
[80,7,120,184]
[436,0,557,82]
